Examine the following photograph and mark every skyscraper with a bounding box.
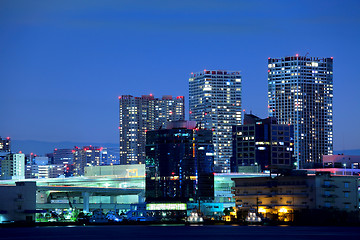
[119,94,185,165]
[146,121,214,202]
[268,55,333,168]
[189,70,242,173]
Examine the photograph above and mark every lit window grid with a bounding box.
[119,95,185,165]
[267,56,333,168]
[189,70,242,173]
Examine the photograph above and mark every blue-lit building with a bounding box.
[268,56,333,168]
[231,114,295,173]
[145,121,214,202]
[101,147,120,165]
[189,70,242,173]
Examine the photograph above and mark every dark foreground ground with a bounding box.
[0,225,359,240]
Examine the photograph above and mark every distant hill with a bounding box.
[11,140,119,155]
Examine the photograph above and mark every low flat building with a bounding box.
[0,181,36,223]
[232,172,359,221]
[25,164,65,179]
[323,154,360,169]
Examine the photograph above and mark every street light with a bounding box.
[343,163,346,176]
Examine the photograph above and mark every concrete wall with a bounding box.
[0,181,36,223]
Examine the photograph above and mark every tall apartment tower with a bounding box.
[119,94,185,165]
[1,153,25,180]
[189,70,242,173]
[268,55,333,168]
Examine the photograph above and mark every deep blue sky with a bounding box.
[1,0,360,151]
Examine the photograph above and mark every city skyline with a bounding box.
[1,1,360,152]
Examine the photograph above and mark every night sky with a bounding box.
[1,0,359,152]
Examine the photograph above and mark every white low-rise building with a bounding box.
[0,181,36,223]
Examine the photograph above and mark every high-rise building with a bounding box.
[119,94,185,165]
[1,153,25,180]
[145,121,214,202]
[231,113,295,173]
[268,55,333,168]
[189,70,242,173]
[73,146,102,176]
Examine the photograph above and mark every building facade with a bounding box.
[323,154,360,169]
[0,153,25,180]
[0,136,11,153]
[101,147,120,165]
[0,137,11,174]
[0,181,37,223]
[53,148,74,165]
[189,70,242,173]
[231,114,295,173]
[232,172,358,221]
[25,164,65,179]
[73,146,102,176]
[268,55,333,168]
[119,94,185,165]
[145,121,214,202]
